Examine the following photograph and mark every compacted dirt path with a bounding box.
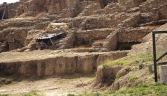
[0,75,96,96]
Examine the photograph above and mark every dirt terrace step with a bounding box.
[0,50,128,77]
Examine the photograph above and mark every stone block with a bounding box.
[159,65,167,84]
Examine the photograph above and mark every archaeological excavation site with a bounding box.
[1,0,167,95]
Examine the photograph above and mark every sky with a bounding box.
[0,0,19,4]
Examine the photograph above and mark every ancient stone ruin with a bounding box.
[0,0,156,53]
[0,0,167,94]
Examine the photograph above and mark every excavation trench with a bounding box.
[0,50,128,78]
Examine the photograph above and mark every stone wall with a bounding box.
[55,17,85,28]
[94,3,127,15]
[158,4,167,19]
[139,0,167,12]
[118,12,141,28]
[138,0,167,24]
[117,27,151,42]
[95,65,122,85]
[78,13,130,30]
[7,2,20,18]
[15,0,80,16]
[58,31,76,49]
[78,2,101,16]
[118,0,144,8]
[85,16,109,29]
[94,0,143,15]
[0,18,50,52]
[140,11,159,24]
[0,28,28,51]
[75,28,114,46]
[103,31,117,51]
[103,27,151,51]
[96,0,118,8]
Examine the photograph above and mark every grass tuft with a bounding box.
[130,76,137,82]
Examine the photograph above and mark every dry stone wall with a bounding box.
[118,0,144,8]
[75,28,114,46]
[0,18,51,52]
[118,12,141,28]
[78,2,101,16]
[117,27,152,42]
[94,3,127,15]
[55,17,85,29]
[15,0,80,17]
[58,31,76,49]
[103,27,151,51]
[139,0,167,12]
[103,31,118,51]
[1,28,28,50]
[159,4,167,19]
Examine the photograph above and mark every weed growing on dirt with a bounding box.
[101,53,164,66]
[113,83,167,96]
[78,92,100,96]
[67,94,75,96]
[0,94,8,96]
[101,60,110,68]
[116,71,121,78]
[130,76,137,82]
[102,63,108,68]
[77,83,167,96]
[22,91,42,96]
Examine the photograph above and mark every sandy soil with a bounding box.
[0,75,97,96]
[0,49,111,63]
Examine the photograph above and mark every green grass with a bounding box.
[130,76,137,82]
[0,94,8,96]
[101,53,163,66]
[67,94,75,96]
[102,63,108,68]
[5,91,43,96]
[23,91,42,96]
[113,83,167,96]
[76,92,101,96]
[76,83,167,96]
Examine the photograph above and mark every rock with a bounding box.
[4,79,12,84]
[95,65,122,85]
[159,65,167,84]
[116,66,131,78]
